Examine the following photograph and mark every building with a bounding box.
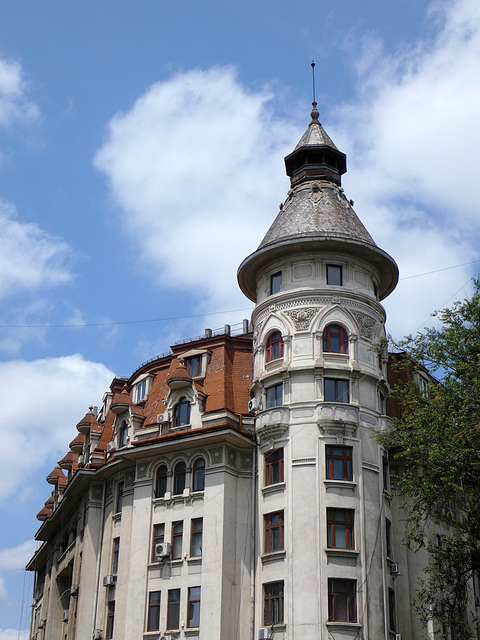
[26,102,475,640]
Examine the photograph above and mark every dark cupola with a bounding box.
[284,102,346,187]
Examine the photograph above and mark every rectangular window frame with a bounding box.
[326,445,353,481]
[111,537,120,574]
[264,581,284,626]
[106,601,115,639]
[167,588,181,630]
[190,518,203,557]
[388,588,396,632]
[324,377,349,403]
[264,511,284,553]
[152,523,165,562]
[327,508,354,549]
[187,586,201,628]
[328,578,357,623]
[327,264,343,286]
[185,355,202,378]
[147,591,161,632]
[265,448,284,486]
[115,481,124,514]
[270,271,282,295]
[172,521,183,560]
[266,383,283,409]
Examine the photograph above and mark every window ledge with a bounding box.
[324,480,357,491]
[325,548,359,558]
[261,550,286,564]
[186,557,202,566]
[169,558,184,566]
[184,628,199,636]
[262,482,285,496]
[326,622,361,630]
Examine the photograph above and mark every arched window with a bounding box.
[173,461,186,495]
[155,465,168,498]
[118,420,128,448]
[173,397,190,427]
[192,458,205,492]
[323,325,348,354]
[265,331,284,363]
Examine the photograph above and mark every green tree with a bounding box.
[380,280,480,638]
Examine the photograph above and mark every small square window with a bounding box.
[327,264,343,286]
[270,271,282,295]
[324,378,349,403]
[266,383,283,408]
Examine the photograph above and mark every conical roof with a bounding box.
[238,104,398,302]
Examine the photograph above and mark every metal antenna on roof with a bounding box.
[310,61,319,122]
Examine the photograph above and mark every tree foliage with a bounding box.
[379,279,480,638]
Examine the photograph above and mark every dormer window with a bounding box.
[327,264,343,286]
[173,397,190,427]
[118,420,128,448]
[132,374,154,404]
[179,349,210,379]
[185,355,202,378]
[266,332,284,363]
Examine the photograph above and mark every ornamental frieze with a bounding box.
[284,307,319,331]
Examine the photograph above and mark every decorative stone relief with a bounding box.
[284,307,319,331]
[352,311,377,339]
[209,447,224,465]
[227,447,236,467]
[90,483,104,502]
[136,462,150,479]
[125,472,135,487]
[241,452,253,469]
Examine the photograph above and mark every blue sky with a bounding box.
[1,0,480,635]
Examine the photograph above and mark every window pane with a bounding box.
[155,465,168,498]
[327,264,342,285]
[266,384,283,408]
[270,272,282,295]
[148,591,161,631]
[265,449,284,486]
[172,521,183,559]
[264,581,284,625]
[188,586,201,628]
[174,462,186,494]
[191,518,202,556]
[193,458,205,491]
[167,589,180,630]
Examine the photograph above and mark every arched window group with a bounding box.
[154,457,205,498]
[265,331,284,363]
[323,325,348,354]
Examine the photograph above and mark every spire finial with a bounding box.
[310,61,319,122]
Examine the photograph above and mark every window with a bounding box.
[135,378,148,403]
[385,519,392,558]
[264,511,284,552]
[115,481,124,513]
[326,445,353,481]
[323,325,348,354]
[328,579,357,622]
[187,586,201,628]
[155,465,168,498]
[167,589,180,630]
[111,537,120,574]
[172,521,183,559]
[265,331,284,363]
[190,518,203,557]
[152,523,165,562]
[106,601,115,639]
[173,461,186,495]
[118,420,128,448]
[265,448,284,486]
[266,383,283,408]
[185,355,202,377]
[383,457,390,494]
[327,508,354,549]
[192,457,205,492]
[418,376,428,395]
[173,397,190,427]
[147,591,161,631]
[324,378,349,403]
[270,271,282,295]
[264,581,284,625]
[327,264,343,286]
[388,589,396,632]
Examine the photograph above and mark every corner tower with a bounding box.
[238,104,399,639]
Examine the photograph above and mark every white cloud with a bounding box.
[332,0,480,338]
[0,57,39,128]
[94,67,297,317]
[0,629,28,640]
[0,200,74,300]
[0,355,114,503]
[0,540,37,604]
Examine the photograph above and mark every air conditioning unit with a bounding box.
[155,542,171,558]
[106,441,116,454]
[103,574,117,587]
[390,562,400,575]
[475,595,480,606]
[63,609,69,622]
[248,398,258,413]
[77,455,85,467]
[258,629,271,640]
[93,630,103,640]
